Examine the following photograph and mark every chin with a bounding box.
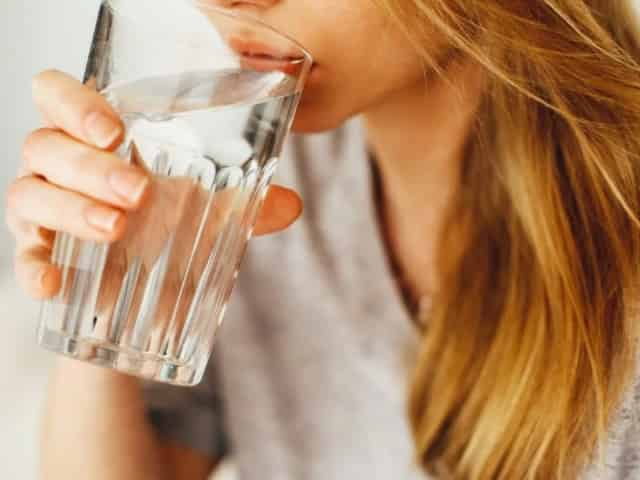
[290,102,352,134]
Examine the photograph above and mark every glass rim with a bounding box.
[102,0,314,68]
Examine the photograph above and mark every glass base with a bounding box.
[38,326,202,386]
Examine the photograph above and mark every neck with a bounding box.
[363,60,483,296]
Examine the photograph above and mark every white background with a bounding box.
[2,3,100,479]
[2,1,640,479]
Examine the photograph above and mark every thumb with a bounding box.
[254,185,303,236]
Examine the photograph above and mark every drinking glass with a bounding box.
[37,0,312,386]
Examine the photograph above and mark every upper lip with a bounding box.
[228,36,306,63]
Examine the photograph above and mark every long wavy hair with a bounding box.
[376,1,640,478]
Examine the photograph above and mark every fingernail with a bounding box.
[109,169,149,205]
[85,205,121,233]
[85,112,121,149]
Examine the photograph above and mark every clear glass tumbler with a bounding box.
[37,0,312,386]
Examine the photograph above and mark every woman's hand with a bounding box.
[6,70,303,303]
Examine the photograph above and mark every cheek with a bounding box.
[281,2,427,132]
[292,42,425,133]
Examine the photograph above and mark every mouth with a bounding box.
[228,36,312,76]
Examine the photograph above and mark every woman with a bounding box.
[6,0,640,478]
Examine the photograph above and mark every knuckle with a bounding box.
[14,264,39,298]
[5,178,27,213]
[21,128,50,168]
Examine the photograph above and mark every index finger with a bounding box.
[32,70,123,150]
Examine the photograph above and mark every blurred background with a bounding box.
[1,2,100,478]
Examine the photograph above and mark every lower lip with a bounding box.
[238,54,304,76]
[239,56,319,90]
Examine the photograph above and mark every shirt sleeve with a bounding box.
[141,357,229,460]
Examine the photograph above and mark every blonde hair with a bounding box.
[377,1,640,478]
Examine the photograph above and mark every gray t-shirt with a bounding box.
[143,119,640,479]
